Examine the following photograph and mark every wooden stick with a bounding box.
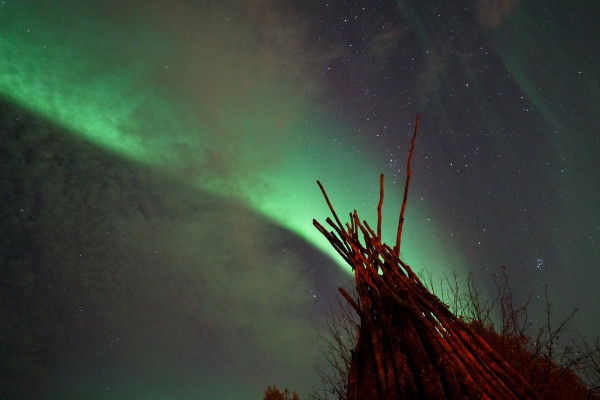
[394,115,420,258]
[377,173,384,243]
[338,287,363,317]
[317,180,345,233]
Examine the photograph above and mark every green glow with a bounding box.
[0,1,466,275]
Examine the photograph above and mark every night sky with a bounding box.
[1,1,599,399]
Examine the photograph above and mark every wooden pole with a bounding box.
[394,114,419,258]
[377,173,384,243]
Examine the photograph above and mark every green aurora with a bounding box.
[0,1,466,275]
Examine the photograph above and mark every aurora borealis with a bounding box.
[1,1,599,399]
[0,0,459,272]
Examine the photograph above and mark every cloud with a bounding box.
[0,99,348,397]
[367,23,407,59]
[416,50,446,103]
[474,0,518,28]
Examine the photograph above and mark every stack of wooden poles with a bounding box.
[312,117,541,399]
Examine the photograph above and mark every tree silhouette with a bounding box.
[310,295,359,400]
[263,385,301,400]
[431,269,599,400]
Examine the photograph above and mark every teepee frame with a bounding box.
[313,116,541,400]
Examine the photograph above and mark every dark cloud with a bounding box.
[474,0,518,28]
[0,100,350,398]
